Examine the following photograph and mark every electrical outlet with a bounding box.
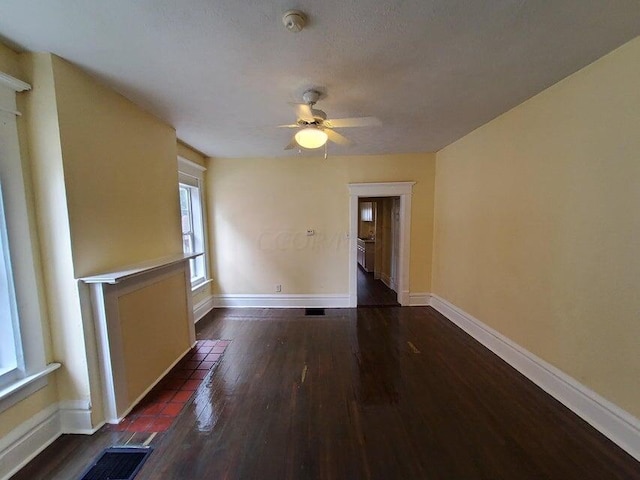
[275,284,282,293]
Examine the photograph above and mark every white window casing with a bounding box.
[178,156,209,289]
[0,72,60,412]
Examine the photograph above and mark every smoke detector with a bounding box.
[282,10,306,33]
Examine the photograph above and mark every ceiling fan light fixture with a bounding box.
[295,127,328,149]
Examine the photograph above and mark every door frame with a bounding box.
[390,196,400,291]
[348,182,415,307]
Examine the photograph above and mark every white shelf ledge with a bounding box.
[0,363,61,403]
[79,253,203,284]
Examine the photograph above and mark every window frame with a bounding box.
[0,71,58,413]
[178,156,209,290]
[0,180,22,386]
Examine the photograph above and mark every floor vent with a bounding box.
[79,446,152,480]
[305,308,325,316]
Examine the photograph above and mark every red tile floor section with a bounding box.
[109,339,230,433]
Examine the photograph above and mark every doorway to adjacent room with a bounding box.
[356,196,400,307]
[348,182,415,307]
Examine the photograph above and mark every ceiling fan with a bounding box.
[279,89,381,153]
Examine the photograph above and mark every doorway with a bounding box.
[356,197,400,307]
[348,182,415,307]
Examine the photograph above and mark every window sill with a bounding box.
[191,278,212,293]
[0,363,61,414]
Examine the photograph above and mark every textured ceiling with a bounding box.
[0,1,639,158]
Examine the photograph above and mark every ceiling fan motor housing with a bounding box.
[302,89,321,106]
[297,109,326,126]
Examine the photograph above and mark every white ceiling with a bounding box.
[0,1,639,158]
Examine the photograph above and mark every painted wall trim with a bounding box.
[0,397,107,480]
[0,71,31,92]
[194,295,215,323]
[213,294,350,309]
[83,259,195,423]
[409,292,431,306]
[348,182,416,196]
[0,404,59,480]
[178,155,207,174]
[0,363,60,413]
[348,182,415,307]
[58,400,102,434]
[428,294,640,462]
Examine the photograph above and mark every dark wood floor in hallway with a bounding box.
[357,265,399,306]
[13,307,640,479]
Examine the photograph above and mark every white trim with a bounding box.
[192,278,213,294]
[0,72,31,92]
[0,363,60,405]
[79,252,201,284]
[348,182,415,307]
[88,283,125,424]
[194,295,215,323]
[183,264,196,345]
[0,396,105,480]
[348,182,415,196]
[178,156,207,174]
[428,294,640,462]
[0,82,49,415]
[178,155,211,287]
[213,294,350,309]
[58,400,102,434]
[0,404,60,480]
[83,259,196,423]
[409,292,431,306]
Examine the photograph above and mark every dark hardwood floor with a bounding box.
[357,266,399,306]
[12,307,640,479]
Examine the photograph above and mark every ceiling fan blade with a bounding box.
[277,124,299,128]
[293,103,315,123]
[284,135,298,150]
[324,116,381,128]
[325,128,351,146]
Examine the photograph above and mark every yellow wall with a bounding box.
[15,53,188,431]
[0,42,22,79]
[52,56,182,278]
[20,53,91,411]
[433,37,640,417]
[208,153,435,295]
[118,272,191,406]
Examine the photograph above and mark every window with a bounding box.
[178,157,209,288]
[0,71,54,410]
[0,183,21,386]
[360,201,374,222]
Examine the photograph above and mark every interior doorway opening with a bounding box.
[356,197,400,307]
[348,182,415,307]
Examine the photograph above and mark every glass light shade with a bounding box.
[295,127,328,149]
